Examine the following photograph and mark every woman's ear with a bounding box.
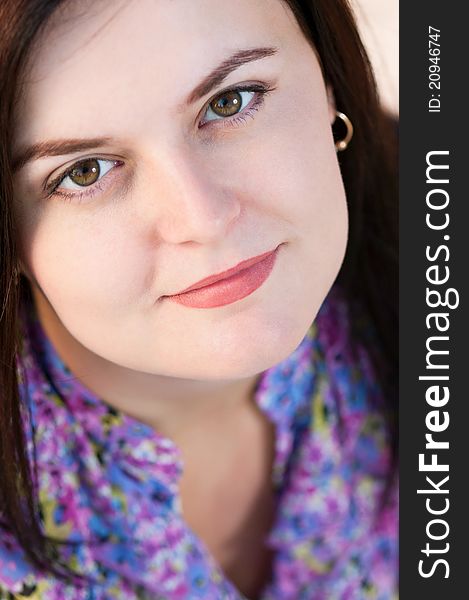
[326,84,336,125]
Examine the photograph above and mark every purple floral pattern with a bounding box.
[0,285,398,599]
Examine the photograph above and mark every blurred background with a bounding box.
[351,0,398,116]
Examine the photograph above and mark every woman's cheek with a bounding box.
[25,216,128,307]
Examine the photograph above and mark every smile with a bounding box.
[163,245,282,309]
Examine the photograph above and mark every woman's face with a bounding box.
[12,0,347,380]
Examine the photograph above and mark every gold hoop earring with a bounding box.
[334,111,354,151]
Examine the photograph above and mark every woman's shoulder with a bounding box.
[264,284,398,598]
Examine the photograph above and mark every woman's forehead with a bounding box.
[17,0,295,104]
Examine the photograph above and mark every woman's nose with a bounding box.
[140,146,241,245]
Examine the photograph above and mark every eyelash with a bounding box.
[45,82,276,204]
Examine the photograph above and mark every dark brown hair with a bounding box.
[0,0,398,583]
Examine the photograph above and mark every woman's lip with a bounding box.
[169,245,281,295]
[163,244,281,309]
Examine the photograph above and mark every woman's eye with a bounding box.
[199,83,275,129]
[46,158,123,202]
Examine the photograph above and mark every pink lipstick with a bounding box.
[164,245,281,309]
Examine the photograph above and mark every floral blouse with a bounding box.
[0,285,398,599]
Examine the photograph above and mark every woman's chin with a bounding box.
[148,318,314,381]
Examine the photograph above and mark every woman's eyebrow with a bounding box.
[180,45,279,108]
[12,45,279,174]
[12,137,115,174]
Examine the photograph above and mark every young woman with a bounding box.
[0,0,398,598]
